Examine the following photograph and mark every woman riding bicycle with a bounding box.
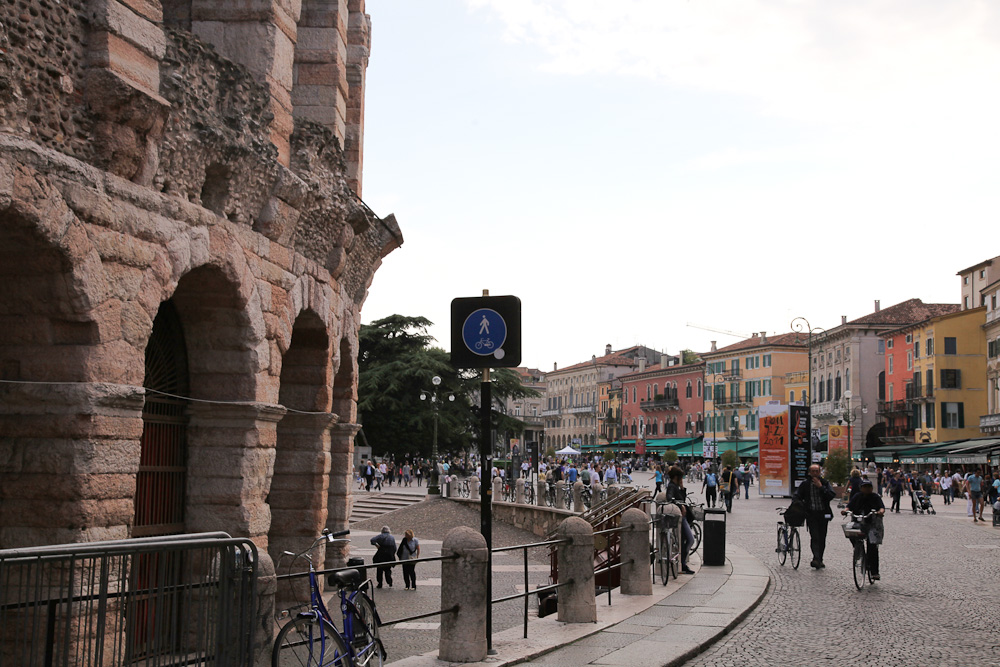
[841,478,885,580]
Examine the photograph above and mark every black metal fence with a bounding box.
[0,532,257,667]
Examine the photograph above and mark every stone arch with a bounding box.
[160,264,281,540]
[324,332,359,567]
[269,310,334,604]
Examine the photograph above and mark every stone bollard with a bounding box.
[441,475,450,497]
[556,517,597,623]
[556,480,567,510]
[573,481,584,512]
[470,476,480,499]
[592,482,603,503]
[620,508,652,595]
[607,484,619,500]
[492,475,503,502]
[515,478,526,504]
[439,527,489,662]
[537,479,547,506]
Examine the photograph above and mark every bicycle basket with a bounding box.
[690,506,705,522]
[659,513,680,529]
[842,522,863,539]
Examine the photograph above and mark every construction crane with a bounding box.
[685,323,754,339]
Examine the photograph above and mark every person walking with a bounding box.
[654,465,664,496]
[402,462,411,487]
[702,468,718,508]
[720,466,738,512]
[965,469,984,522]
[374,462,384,491]
[363,460,375,492]
[889,471,903,513]
[396,529,421,590]
[794,464,836,568]
[741,464,751,499]
[370,525,397,588]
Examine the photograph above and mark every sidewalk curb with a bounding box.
[386,545,771,667]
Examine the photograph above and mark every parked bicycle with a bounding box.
[842,510,880,590]
[655,510,681,583]
[775,508,802,569]
[681,502,704,553]
[272,529,386,667]
[456,478,471,498]
[545,480,557,507]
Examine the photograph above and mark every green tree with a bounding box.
[357,315,471,458]
[663,449,679,465]
[357,315,540,459]
[681,349,701,365]
[824,448,851,485]
[720,448,740,469]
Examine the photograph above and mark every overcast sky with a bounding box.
[359,0,997,371]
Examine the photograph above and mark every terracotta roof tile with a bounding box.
[705,332,808,356]
[846,298,959,326]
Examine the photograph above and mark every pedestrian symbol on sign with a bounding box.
[462,308,507,360]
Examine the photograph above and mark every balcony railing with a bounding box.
[905,384,934,401]
[980,413,1000,432]
[877,400,909,415]
[541,408,560,417]
[722,368,742,380]
[566,404,596,415]
[716,393,751,407]
[640,396,679,411]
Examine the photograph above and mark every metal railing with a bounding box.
[0,532,257,667]
[491,539,570,638]
[640,397,679,410]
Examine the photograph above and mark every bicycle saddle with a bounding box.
[329,568,362,589]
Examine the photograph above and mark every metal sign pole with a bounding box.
[481,366,494,653]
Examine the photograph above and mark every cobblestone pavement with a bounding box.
[679,483,1000,667]
[335,497,552,663]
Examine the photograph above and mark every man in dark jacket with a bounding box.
[794,463,837,569]
[843,479,885,579]
[370,525,397,588]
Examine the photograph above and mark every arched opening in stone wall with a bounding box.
[166,265,264,537]
[269,311,332,605]
[133,301,190,538]
[325,334,358,568]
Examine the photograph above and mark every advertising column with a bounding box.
[758,403,790,497]
[789,404,811,495]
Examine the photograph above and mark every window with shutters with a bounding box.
[907,351,912,371]
[944,337,957,355]
[941,369,961,389]
[942,402,963,429]
[926,338,934,356]
[926,402,935,429]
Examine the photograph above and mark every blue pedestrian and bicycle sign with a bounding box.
[462,308,507,358]
[451,295,521,368]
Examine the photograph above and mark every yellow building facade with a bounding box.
[703,333,808,455]
[908,307,987,443]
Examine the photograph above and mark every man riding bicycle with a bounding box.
[841,478,885,580]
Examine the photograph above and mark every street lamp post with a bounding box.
[790,317,825,462]
[840,390,868,463]
[706,372,726,470]
[420,375,454,495]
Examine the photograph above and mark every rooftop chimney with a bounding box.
[841,315,847,325]
[711,340,717,352]
[875,300,881,312]
[553,362,557,371]
[660,355,669,369]
[637,356,647,372]
[605,344,612,355]
[760,332,767,344]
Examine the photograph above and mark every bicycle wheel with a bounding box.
[690,521,702,553]
[273,615,349,667]
[852,543,866,590]
[665,529,677,580]
[582,492,591,510]
[657,531,671,584]
[790,529,801,570]
[777,526,787,566]
[352,594,385,667]
[524,484,534,505]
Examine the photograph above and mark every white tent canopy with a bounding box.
[555,446,581,456]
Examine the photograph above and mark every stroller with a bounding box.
[910,488,936,514]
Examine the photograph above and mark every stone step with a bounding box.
[348,492,425,523]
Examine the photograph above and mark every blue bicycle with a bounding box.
[272,529,386,667]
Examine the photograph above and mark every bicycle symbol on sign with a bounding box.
[474,338,495,351]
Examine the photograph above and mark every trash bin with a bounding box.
[702,507,727,566]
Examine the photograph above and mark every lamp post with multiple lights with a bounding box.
[420,375,454,495]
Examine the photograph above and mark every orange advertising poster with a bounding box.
[758,403,790,494]
[828,425,849,453]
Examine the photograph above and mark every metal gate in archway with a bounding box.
[131,301,190,659]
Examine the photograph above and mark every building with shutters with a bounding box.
[982,279,1000,435]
